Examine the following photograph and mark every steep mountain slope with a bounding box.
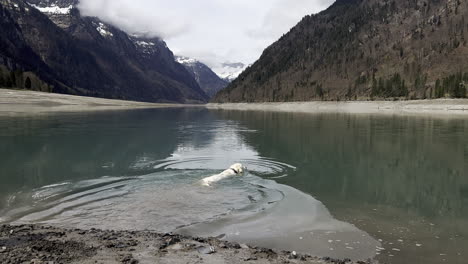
[213,0,468,102]
[176,56,228,98]
[0,0,208,103]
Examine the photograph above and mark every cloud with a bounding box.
[77,0,334,69]
[247,0,334,40]
[78,0,191,38]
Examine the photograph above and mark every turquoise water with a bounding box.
[0,108,467,264]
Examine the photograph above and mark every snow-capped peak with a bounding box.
[212,62,248,82]
[175,56,247,82]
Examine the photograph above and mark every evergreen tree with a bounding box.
[5,75,13,87]
[25,77,32,89]
[316,84,324,99]
[9,72,16,87]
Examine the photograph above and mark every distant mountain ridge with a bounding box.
[176,56,228,98]
[213,62,248,82]
[213,0,468,102]
[0,0,208,103]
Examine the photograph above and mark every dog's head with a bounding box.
[230,163,246,175]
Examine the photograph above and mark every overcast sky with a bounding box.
[78,0,334,68]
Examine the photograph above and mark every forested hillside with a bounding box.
[214,0,468,102]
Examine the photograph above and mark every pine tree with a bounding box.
[0,70,4,87]
[5,75,13,87]
[25,77,32,89]
[10,72,16,88]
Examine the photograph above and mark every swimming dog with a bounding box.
[201,163,245,186]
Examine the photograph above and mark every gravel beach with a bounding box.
[2,89,468,116]
[0,89,192,115]
[0,225,376,264]
[207,99,468,115]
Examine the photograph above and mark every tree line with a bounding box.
[0,67,51,92]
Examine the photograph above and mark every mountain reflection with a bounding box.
[215,111,468,219]
[0,108,216,206]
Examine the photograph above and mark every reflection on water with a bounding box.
[217,110,468,264]
[0,108,467,263]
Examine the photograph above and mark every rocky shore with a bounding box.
[0,225,376,264]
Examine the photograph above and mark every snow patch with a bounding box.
[30,4,72,14]
[176,56,197,65]
[132,39,158,54]
[96,22,114,38]
[135,41,155,47]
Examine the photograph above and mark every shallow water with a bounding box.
[0,108,467,263]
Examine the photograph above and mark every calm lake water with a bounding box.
[0,108,467,264]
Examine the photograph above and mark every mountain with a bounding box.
[176,56,228,98]
[212,62,248,82]
[213,0,468,102]
[0,0,208,103]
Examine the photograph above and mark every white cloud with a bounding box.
[78,0,334,68]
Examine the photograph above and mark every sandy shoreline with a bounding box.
[0,89,196,115]
[207,99,468,115]
[0,225,373,264]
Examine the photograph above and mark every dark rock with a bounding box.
[218,243,227,249]
[121,254,138,264]
[244,256,258,261]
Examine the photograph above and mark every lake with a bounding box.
[0,108,467,264]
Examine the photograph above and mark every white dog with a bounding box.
[201,163,245,186]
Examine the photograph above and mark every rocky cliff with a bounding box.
[0,0,208,103]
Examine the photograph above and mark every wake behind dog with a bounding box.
[201,163,246,186]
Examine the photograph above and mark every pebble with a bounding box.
[219,243,227,249]
[197,246,216,254]
[168,243,184,250]
[416,244,422,247]
[289,251,298,259]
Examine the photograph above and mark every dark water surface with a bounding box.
[0,108,467,264]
